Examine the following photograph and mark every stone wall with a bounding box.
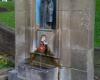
[0,24,15,55]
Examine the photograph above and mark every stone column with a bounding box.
[15,0,31,67]
[57,0,95,80]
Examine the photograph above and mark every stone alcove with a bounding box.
[15,0,95,80]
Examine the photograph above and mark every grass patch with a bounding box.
[0,1,14,11]
[0,1,15,29]
[0,11,15,29]
[95,0,100,47]
[0,54,14,69]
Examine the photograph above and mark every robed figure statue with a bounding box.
[40,0,56,29]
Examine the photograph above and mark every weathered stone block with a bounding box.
[15,0,26,12]
[60,68,71,80]
[60,30,71,67]
[60,49,71,67]
[70,11,90,31]
[71,49,87,71]
[57,0,93,11]
[70,30,88,49]
[71,69,87,80]
[15,12,26,32]
[57,0,71,11]
[58,11,71,30]
[71,0,92,11]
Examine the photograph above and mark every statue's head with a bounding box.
[41,35,47,42]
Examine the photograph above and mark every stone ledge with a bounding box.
[0,74,8,80]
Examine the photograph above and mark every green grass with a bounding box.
[95,0,100,76]
[0,54,14,69]
[0,1,14,11]
[0,1,15,29]
[0,11,15,29]
[95,0,100,47]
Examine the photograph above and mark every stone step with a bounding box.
[0,74,8,80]
[0,68,11,75]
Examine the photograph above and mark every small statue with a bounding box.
[37,35,48,53]
[30,35,60,68]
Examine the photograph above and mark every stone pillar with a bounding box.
[57,0,95,80]
[15,0,31,67]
